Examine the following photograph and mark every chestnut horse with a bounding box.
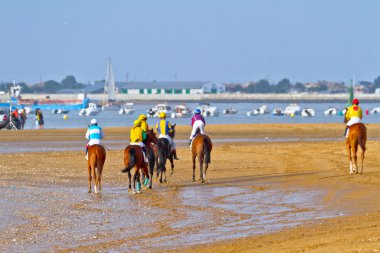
[157,124,176,183]
[121,129,157,192]
[191,134,212,183]
[87,144,106,193]
[346,123,367,174]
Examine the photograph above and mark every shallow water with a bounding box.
[0,137,362,154]
[0,181,342,252]
[17,101,380,129]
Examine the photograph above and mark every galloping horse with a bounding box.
[87,144,106,193]
[346,123,367,174]
[191,134,212,183]
[121,129,157,192]
[157,124,176,183]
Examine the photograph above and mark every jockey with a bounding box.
[155,112,179,160]
[344,98,363,137]
[189,108,206,145]
[138,114,149,132]
[85,119,104,160]
[130,119,148,162]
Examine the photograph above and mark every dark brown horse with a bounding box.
[157,124,176,183]
[121,129,157,192]
[87,144,106,193]
[191,134,212,183]
[346,123,367,174]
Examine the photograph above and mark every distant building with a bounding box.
[84,81,225,95]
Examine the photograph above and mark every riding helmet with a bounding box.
[352,98,359,105]
[90,119,98,125]
[138,114,147,120]
[159,112,166,118]
[194,108,201,114]
[133,120,141,126]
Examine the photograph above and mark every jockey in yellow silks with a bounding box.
[138,114,149,132]
[155,112,179,160]
[130,119,148,162]
[344,98,363,137]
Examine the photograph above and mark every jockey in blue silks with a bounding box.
[85,119,104,160]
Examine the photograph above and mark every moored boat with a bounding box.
[119,103,135,115]
[284,103,301,116]
[171,105,192,118]
[301,108,315,117]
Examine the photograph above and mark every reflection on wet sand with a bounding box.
[0,179,340,252]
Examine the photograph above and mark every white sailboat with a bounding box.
[102,58,120,111]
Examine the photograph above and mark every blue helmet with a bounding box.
[194,108,201,114]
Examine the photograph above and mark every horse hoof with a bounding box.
[88,190,92,193]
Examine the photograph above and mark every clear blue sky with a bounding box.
[1,0,379,84]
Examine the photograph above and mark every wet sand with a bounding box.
[0,123,379,252]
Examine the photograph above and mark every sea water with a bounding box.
[24,102,380,129]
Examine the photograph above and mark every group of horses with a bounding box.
[86,114,368,194]
[86,125,213,194]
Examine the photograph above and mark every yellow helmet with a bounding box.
[159,112,166,118]
[133,120,141,126]
[138,114,147,120]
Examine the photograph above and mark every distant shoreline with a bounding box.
[3,93,380,103]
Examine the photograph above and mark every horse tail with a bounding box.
[121,148,136,173]
[96,146,106,175]
[204,137,211,164]
[358,124,366,152]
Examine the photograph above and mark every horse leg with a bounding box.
[92,166,97,193]
[128,170,132,190]
[359,149,365,174]
[98,164,103,192]
[346,141,353,175]
[169,156,174,176]
[87,163,92,193]
[204,159,209,182]
[352,144,359,174]
[163,165,167,183]
[199,154,205,183]
[192,153,196,182]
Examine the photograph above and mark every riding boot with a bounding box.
[343,126,348,137]
[173,150,179,160]
[85,147,88,160]
[142,146,148,163]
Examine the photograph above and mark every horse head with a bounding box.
[169,123,176,139]
[147,129,158,145]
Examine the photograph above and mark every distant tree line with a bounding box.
[225,76,380,94]
[2,75,380,94]
[0,75,85,94]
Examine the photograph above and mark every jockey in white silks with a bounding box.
[344,98,363,137]
[188,108,206,145]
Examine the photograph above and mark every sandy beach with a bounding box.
[0,123,379,252]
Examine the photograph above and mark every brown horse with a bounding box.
[121,129,157,192]
[87,144,106,193]
[346,123,367,174]
[191,134,212,183]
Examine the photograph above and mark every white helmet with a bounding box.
[90,119,98,125]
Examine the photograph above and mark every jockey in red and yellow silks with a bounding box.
[155,112,179,160]
[344,98,363,137]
